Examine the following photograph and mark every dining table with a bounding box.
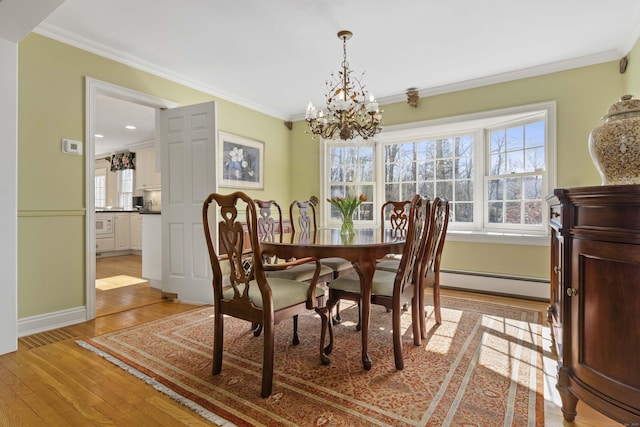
[260,228,406,370]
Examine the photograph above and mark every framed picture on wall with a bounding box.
[218,132,264,189]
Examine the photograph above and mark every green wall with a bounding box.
[17,34,292,318]
[290,55,628,281]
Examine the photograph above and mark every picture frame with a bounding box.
[218,131,264,189]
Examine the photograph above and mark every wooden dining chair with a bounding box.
[255,199,334,284]
[376,199,413,272]
[417,197,450,332]
[290,199,356,327]
[327,194,430,370]
[290,199,354,279]
[252,199,334,339]
[203,191,332,398]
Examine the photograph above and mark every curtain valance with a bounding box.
[110,152,136,171]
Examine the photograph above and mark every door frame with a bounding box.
[84,78,178,320]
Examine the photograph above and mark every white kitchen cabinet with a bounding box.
[96,237,115,253]
[136,147,161,190]
[114,213,130,251]
[130,212,142,250]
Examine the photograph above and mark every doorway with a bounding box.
[85,78,179,320]
[94,94,153,316]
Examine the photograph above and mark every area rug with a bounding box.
[77,295,544,426]
[95,275,147,290]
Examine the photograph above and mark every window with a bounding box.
[117,169,134,210]
[486,120,545,229]
[95,167,107,208]
[322,101,556,244]
[384,134,475,224]
[325,144,375,224]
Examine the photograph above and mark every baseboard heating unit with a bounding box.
[440,270,549,301]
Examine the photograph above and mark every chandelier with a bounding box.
[305,30,383,141]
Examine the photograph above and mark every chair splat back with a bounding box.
[255,199,283,243]
[381,200,412,237]
[375,199,413,273]
[290,200,317,241]
[254,199,285,266]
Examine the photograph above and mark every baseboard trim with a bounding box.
[17,306,87,338]
[440,270,549,301]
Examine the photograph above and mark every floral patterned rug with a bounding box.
[78,295,545,426]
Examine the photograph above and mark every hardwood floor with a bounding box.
[1,288,621,426]
[96,254,144,279]
[96,254,163,317]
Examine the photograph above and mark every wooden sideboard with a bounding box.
[546,185,640,424]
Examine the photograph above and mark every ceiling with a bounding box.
[30,0,640,154]
[94,95,156,157]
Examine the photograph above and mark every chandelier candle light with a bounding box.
[305,30,383,141]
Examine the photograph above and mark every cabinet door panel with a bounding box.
[114,213,130,250]
[130,213,142,250]
[96,238,115,253]
[571,238,640,409]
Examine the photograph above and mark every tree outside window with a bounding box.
[385,135,474,223]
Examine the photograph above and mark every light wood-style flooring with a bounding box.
[2,277,621,425]
[96,254,163,317]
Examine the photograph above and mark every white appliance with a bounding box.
[96,213,114,238]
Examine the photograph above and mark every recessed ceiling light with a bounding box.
[94,134,104,138]
[125,125,137,130]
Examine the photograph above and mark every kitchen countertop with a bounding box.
[95,209,161,214]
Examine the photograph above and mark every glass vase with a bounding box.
[340,214,355,237]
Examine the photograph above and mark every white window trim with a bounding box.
[320,101,556,245]
[482,114,549,233]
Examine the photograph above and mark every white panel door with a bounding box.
[159,102,216,304]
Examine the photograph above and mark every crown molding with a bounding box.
[35,23,626,123]
[374,49,625,107]
[33,23,290,121]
